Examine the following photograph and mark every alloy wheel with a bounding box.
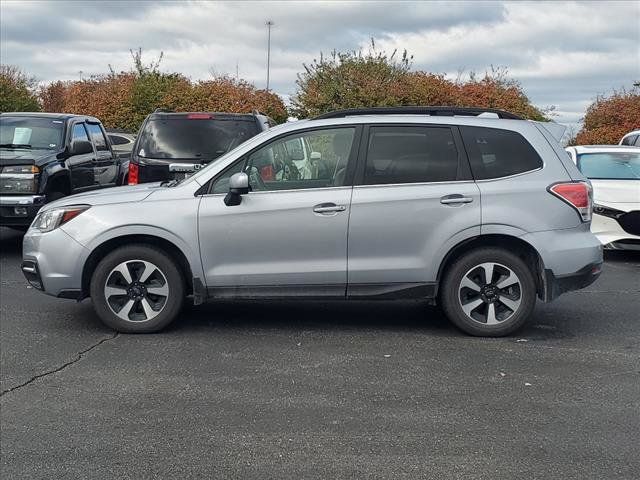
[458,262,523,325]
[104,260,169,322]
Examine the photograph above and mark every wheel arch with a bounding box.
[436,233,546,300]
[81,234,196,300]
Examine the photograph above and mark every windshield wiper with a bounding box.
[0,143,32,149]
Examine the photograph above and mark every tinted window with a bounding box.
[0,116,64,150]
[363,126,458,185]
[577,152,640,180]
[460,126,542,180]
[72,123,90,142]
[108,134,131,145]
[621,135,637,146]
[86,123,108,151]
[211,128,355,193]
[138,117,260,160]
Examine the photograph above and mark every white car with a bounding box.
[566,145,640,250]
[620,130,640,146]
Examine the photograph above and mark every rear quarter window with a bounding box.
[460,126,543,180]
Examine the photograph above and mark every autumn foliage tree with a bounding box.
[39,49,287,131]
[0,65,40,113]
[292,43,546,120]
[574,88,640,145]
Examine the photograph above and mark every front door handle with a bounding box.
[313,203,347,214]
[440,194,474,205]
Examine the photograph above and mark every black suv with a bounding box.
[127,110,275,184]
[0,112,125,229]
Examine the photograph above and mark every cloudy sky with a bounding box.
[1,0,638,128]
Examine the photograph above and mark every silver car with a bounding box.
[22,107,603,336]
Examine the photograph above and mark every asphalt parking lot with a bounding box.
[1,227,639,479]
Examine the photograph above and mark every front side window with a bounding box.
[363,126,459,185]
[86,123,108,151]
[212,127,355,193]
[577,152,640,180]
[72,123,90,142]
[460,126,543,180]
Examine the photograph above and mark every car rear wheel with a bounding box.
[90,245,184,333]
[440,248,536,336]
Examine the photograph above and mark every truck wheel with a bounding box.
[440,248,536,337]
[90,244,184,333]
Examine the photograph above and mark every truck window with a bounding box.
[86,123,109,151]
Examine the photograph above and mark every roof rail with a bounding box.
[312,106,524,121]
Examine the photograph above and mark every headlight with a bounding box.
[0,165,40,194]
[31,205,90,232]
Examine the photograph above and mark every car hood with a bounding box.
[0,148,57,166]
[44,183,163,210]
[591,179,640,204]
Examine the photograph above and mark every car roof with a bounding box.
[0,112,100,123]
[621,130,640,138]
[567,145,640,154]
[148,112,260,120]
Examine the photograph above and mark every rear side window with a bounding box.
[108,134,130,145]
[363,126,459,185]
[620,134,637,146]
[86,123,109,151]
[460,126,543,180]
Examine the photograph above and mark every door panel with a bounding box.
[347,124,481,288]
[198,187,352,291]
[348,182,481,285]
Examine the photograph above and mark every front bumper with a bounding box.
[22,226,89,298]
[0,194,45,226]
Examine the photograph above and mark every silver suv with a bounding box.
[22,107,603,336]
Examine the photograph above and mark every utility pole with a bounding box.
[266,20,274,92]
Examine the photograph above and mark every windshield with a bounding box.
[0,116,64,150]
[577,152,640,180]
[137,117,260,160]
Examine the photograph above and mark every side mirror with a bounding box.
[69,139,93,156]
[224,172,249,206]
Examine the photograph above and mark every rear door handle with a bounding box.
[440,194,474,205]
[313,203,347,214]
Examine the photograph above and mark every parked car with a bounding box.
[1,112,126,230]
[106,129,136,155]
[619,129,640,146]
[566,145,640,250]
[127,110,275,185]
[22,106,603,336]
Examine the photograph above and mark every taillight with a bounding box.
[187,113,213,119]
[128,163,139,185]
[548,181,592,222]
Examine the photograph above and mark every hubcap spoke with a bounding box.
[461,276,481,292]
[481,263,495,285]
[114,263,133,284]
[461,298,483,316]
[486,303,498,325]
[140,298,156,319]
[497,272,518,289]
[105,285,127,298]
[147,284,169,297]
[118,299,135,319]
[499,296,521,312]
[138,261,157,283]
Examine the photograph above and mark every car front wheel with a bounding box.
[440,247,537,337]
[90,244,184,333]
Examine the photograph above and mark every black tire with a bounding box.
[440,247,537,337]
[90,244,184,333]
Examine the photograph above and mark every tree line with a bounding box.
[1,46,638,144]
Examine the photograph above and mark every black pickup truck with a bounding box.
[0,112,128,229]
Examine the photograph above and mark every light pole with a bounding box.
[266,20,274,92]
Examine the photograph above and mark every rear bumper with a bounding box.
[544,261,602,302]
[0,195,45,226]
